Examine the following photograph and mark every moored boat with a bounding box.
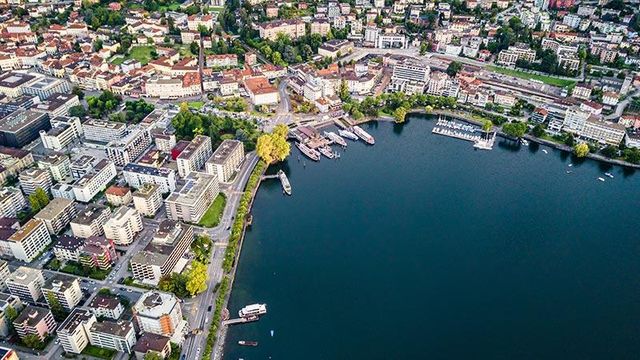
[239,304,267,318]
[319,146,335,159]
[324,131,347,147]
[278,170,291,195]
[296,142,320,161]
[605,172,614,178]
[238,341,258,347]
[338,129,358,141]
[352,126,375,145]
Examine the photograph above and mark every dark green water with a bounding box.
[224,116,640,359]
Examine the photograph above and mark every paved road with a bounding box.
[180,152,259,360]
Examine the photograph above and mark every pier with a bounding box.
[222,316,259,326]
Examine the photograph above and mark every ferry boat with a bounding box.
[238,341,258,347]
[352,126,375,145]
[239,304,267,318]
[319,146,335,159]
[277,170,291,195]
[605,172,614,179]
[295,142,320,161]
[323,131,347,147]
[338,129,358,141]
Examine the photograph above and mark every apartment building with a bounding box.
[165,172,219,224]
[57,308,96,354]
[53,235,84,262]
[34,198,77,235]
[257,19,306,41]
[0,261,10,292]
[5,266,45,303]
[132,183,163,217]
[70,204,111,238]
[496,45,537,66]
[79,236,118,270]
[131,220,194,285]
[176,135,212,178]
[0,147,34,186]
[123,163,177,193]
[23,77,71,100]
[102,207,143,246]
[88,320,137,353]
[0,293,23,337]
[88,294,124,320]
[390,59,431,93]
[3,219,52,262]
[154,133,176,153]
[19,168,53,195]
[132,332,172,360]
[133,291,187,343]
[70,155,96,179]
[105,186,132,207]
[37,152,71,182]
[42,274,82,311]
[39,116,83,151]
[205,140,244,183]
[580,117,626,145]
[32,93,80,118]
[0,187,26,219]
[72,159,117,203]
[13,306,56,341]
[105,126,153,166]
[82,120,127,143]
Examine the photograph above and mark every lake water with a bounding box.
[224,115,640,359]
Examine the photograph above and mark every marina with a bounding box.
[324,131,348,147]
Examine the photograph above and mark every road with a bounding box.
[180,152,259,360]
[605,88,640,120]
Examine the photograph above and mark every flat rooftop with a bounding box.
[207,139,242,166]
[34,198,75,221]
[0,72,36,89]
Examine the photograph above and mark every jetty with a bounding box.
[432,126,481,142]
[222,316,259,326]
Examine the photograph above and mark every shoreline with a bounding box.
[372,110,640,170]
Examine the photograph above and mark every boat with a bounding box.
[568,163,573,167]
[277,170,291,196]
[542,149,548,154]
[238,341,258,347]
[352,126,375,145]
[605,172,614,178]
[295,142,320,161]
[566,170,572,174]
[520,138,530,146]
[338,129,358,141]
[324,131,347,147]
[239,304,267,318]
[318,146,335,159]
[270,330,274,337]
[598,177,605,182]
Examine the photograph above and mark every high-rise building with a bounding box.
[13,306,57,341]
[102,207,143,246]
[82,120,127,143]
[132,183,163,217]
[0,187,26,219]
[33,198,77,235]
[176,135,212,178]
[57,308,96,354]
[19,168,53,195]
[88,320,137,353]
[0,293,23,337]
[42,274,83,311]
[105,126,153,166]
[132,291,188,343]
[165,172,219,224]
[70,204,111,238]
[205,140,244,183]
[0,110,51,148]
[72,159,117,203]
[37,152,71,182]
[123,163,176,193]
[2,219,52,262]
[5,266,45,303]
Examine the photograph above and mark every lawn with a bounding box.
[111,46,155,66]
[198,193,227,228]
[487,65,576,88]
[159,1,182,11]
[61,261,109,280]
[82,345,116,360]
[188,101,205,110]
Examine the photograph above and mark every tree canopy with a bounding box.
[502,122,528,138]
[28,188,50,213]
[256,124,290,164]
[574,143,590,157]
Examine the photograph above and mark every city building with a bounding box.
[0,293,23,338]
[205,139,244,183]
[105,126,153,166]
[88,294,124,320]
[42,274,82,311]
[0,187,26,219]
[82,120,127,143]
[132,291,188,343]
[23,77,71,100]
[19,168,52,195]
[57,308,96,354]
[496,45,537,66]
[3,219,52,262]
[72,159,117,202]
[5,266,45,303]
[390,59,431,93]
[244,77,279,106]
[13,306,56,341]
[105,186,132,207]
[37,153,71,182]
[39,116,83,151]
[132,332,172,360]
[70,204,111,238]
[165,172,219,224]
[88,320,137,353]
[130,220,194,285]
[33,198,77,235]
[0,147,34,186]
[0,72,38,98]
[257,19,306,41]
[579,117,626,145]
[79,236,118,270]
[0,261,10,292]
[32,93,80,118]
[53,235,84,262]
[102,206,143,246]
[176,135,212,178]
[0,109,50,148]
[70,155,96,179]
[123,163,177,193]
[132,183,163,217]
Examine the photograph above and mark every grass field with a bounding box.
[199,193,227,228]
[188,101,205,110]
[111,46,155,66]
[82,345,116,360]
[487,65,576,88]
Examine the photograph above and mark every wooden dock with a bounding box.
[222,316,259,326]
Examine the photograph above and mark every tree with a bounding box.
[144,352,163,360]
[563,133,575,146]
[46,293,68,321]
[185,261,208,296]
[256,126,290,164]
[531,123,545,137]
[574,143,590,157]
[190,42,199,56]
[446,61,463,77]
[393,106,408,123]
[482,120,493,132]
[72,87,85,100]
[22,334,43,349]
[502,121,528,138]
[601,145,618,158]
[339,80,350,102]
[28,187,50,213]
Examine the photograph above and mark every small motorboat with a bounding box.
[238,341,258,347]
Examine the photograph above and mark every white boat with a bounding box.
[542,149,548,154]
[270,330,274,337]
[605,172,614,178]
[295,142,320,161]
[597,177,605,182]
[239,304,267,318]
[278,170,291,195]
[568,164,573,167]
[352,126,375,145]
[520,138,529,146]
[323,131,347,147]
[338,129,358,141]
[319,146,335,159]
